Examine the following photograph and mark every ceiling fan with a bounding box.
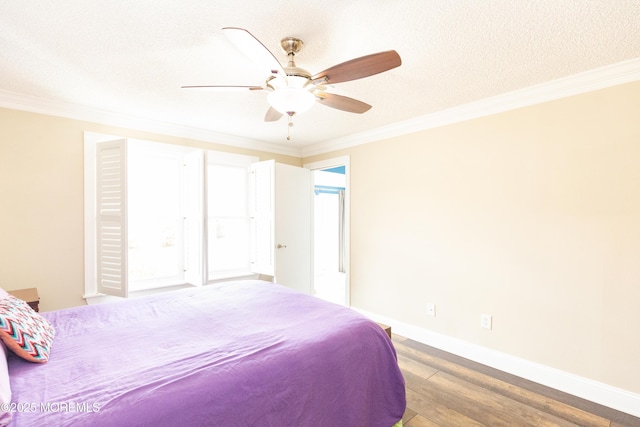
[182,27,402,140]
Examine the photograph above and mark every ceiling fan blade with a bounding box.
[311,50,401,85]
[264,106,283,122]
[222,27,286,77]
[317,93,371,114]
[181,85,264,91]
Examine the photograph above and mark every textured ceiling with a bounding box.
[1,1,640,153]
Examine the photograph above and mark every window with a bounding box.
[128,141,185,290]
[207,153,253,280]
[84,132,258,298]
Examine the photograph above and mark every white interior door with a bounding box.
[274,163,311,294]
[250,161,311,294]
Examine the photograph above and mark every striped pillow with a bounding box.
[0,295,54,363]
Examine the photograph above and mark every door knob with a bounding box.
[276,244,287,249]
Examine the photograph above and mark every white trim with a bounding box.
[84,131,261,300]
[84,131,127,298]
[355,308,640,419]
[304,156,351,307]
[0,89,302,157]
[302,57,640,157]
[84,284,195,305]
[303,155,350,170]
[3,58,640,158]
[84,135,97,300]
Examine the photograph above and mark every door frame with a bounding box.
[303,156,351,307]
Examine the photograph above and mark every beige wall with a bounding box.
[0,108,301,311]
[2,80,639,396]
[304,80,640,394]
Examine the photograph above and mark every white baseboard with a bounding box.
[355,309,640,418]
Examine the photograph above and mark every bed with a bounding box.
[1,280,405,426]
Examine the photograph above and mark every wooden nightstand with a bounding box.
[8,288,40,312]
[377,322,391,339]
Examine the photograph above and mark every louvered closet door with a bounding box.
[96,139,128,298]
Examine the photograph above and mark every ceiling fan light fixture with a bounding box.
[185,28,402,133]
[268,87,315,115]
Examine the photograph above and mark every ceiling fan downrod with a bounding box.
[280,37,303,65]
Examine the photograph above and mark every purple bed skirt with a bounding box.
[8,280,405,426]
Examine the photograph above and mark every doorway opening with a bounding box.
[305,157,350,307]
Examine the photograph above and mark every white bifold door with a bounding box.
[249,160,311,294]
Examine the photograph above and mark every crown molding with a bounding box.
[0,89,303,157]
[2,57,639,159]
[302,57,640,157]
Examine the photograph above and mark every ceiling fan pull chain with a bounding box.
[287,113,294,141]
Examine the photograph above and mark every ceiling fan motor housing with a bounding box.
[268,37,315,116]
[279,37,312,80]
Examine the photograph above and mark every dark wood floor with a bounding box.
[393,335,640,427]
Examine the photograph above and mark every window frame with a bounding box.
[206,151,256,281]
[84,132,258,301]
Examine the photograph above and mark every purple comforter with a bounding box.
[8,281,405,426]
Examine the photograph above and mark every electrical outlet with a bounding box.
[480,313,492,330]
[427,303,436,317]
